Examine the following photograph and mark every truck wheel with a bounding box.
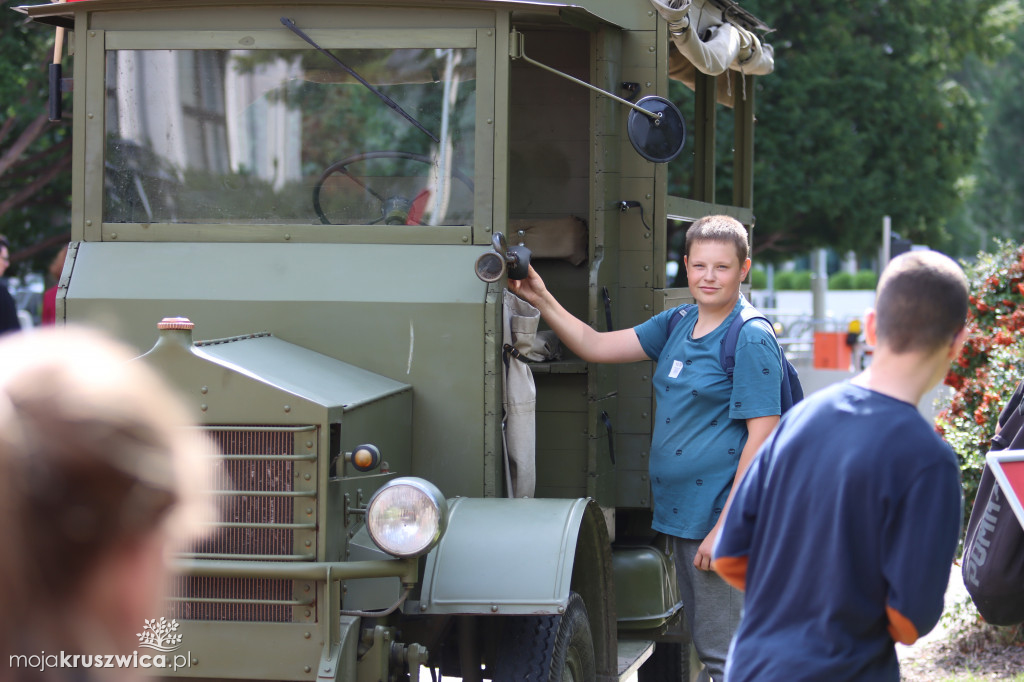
[493,591,596,682]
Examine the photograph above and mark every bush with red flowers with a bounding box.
[935,240,1024,527]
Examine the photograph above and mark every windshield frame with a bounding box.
[86,27,495,246]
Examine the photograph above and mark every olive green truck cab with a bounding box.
[18,0,774,679]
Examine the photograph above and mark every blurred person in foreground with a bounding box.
[712,250,969,681]
[0,327,213,682]
[0,236,20,334]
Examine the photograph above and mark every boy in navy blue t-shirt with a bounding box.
[712,250,969,681]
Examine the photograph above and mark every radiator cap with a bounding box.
[158,316,195,331]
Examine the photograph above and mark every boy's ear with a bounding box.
[863,309,878,347]
[741,258,751,280]
[949,325,969,359]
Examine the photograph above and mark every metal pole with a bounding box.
[882,215,891,265]
[811,248,827,333]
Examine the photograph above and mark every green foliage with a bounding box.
[828,271,855,290]
[0,1,72,274]
[774,270,811,290]
[741,0,1023,260]
[936,240,1024,527]
[949,22,1024,251]
[749,267,768,289]
[853,269,878,289]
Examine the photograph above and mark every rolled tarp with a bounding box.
[649,0,774,77]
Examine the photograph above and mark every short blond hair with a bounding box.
[875,251,968,353]
[685,215,749,263]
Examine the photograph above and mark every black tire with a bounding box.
[637,641,689,682]
[493,591,596,682]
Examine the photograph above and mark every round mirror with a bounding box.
[475,251,506,283]
[627,96,686,163]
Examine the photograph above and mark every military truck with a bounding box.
[17,0,775,679]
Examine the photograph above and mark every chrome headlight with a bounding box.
[366,478,448,558]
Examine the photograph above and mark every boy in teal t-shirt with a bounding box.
[510,215,783,680]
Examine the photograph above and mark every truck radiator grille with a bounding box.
[170,426,317,623]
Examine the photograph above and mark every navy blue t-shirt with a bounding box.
[714,381,962,681]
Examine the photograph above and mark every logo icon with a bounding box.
[137,618,183,652]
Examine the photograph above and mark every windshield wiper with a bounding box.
[281,17,440,144]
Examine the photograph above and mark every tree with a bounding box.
[738,0,1022,260]
[0,1,72,276]
[949,22,1024,253]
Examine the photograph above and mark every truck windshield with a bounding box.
[104,47,476,226]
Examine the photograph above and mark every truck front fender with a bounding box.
[414,496,611,617]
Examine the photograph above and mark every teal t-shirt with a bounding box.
[633,296,782,539]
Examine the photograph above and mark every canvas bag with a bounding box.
[501,290,560,499]
[962,379,1024,625]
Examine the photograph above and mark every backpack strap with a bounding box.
[666,303,697,337]
[720,306,772,378]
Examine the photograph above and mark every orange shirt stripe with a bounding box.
[886,605,919,644]
[712,555,748,592]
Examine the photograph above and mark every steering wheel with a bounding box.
[313,151,474,225]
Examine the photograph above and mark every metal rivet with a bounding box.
[85,219,92,227]
[305,539,312,547]
[304,632,311,639]
[462,236,469,242]
[307,507,314,515]
[487,118,493,124]
[644,265,650,271]
[284,405,291,413]
[304,473,311,480]
[490,605,498,613]
[306,440,313,448]
[305,609,311,617]
[558,606,565,613]
[201,386,208,394]
[284,233,291,241]
[420,604,427,612]
[649,46,656,52]
[200,404,208,411]
[191,658,198,665]
[304,666,311,673]
[87,113,94,119]
[89,31,96,37]
[110,233,118,240]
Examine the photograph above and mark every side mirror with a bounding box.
[475,233,532,282]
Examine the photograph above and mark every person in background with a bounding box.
[0,235,21,334]
[41,244,69,326]
[0,328,213,681]
[712,250,969,681]
[510,215,783,681]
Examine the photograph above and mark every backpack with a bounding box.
[962,379,1024,625]
[666,303,804,414]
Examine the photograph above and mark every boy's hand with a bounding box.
[507,266,547,307]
